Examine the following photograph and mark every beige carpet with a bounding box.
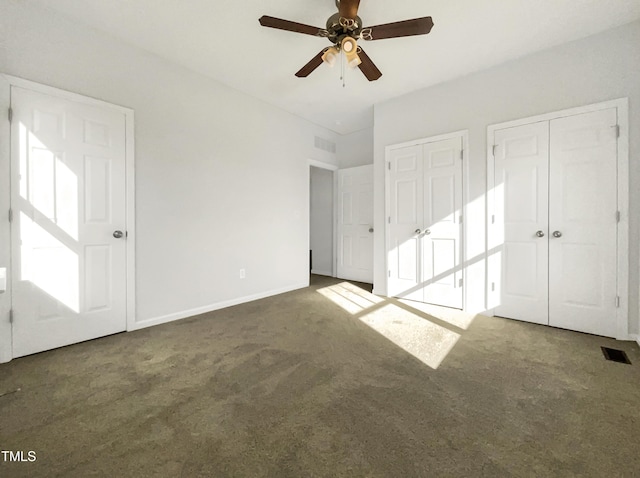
[1,275,638,477]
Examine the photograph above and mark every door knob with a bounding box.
[536,230,545,238]
[368,227,374,233]
[113,230,124,239]
[424,229,431,235]
[552,231,562,238]
[415,229,422,235]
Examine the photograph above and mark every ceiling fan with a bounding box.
[259,0,434,81]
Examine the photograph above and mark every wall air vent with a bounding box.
[314,136,336,154]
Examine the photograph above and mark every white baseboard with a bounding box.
[131,282,308,331]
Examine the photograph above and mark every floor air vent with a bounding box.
[601,347,632,364]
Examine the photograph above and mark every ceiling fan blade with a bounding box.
[339,0,361,19]
[295,50,326,78]
[362,17,434,40]
[357,48,382,81]
[259,16,325,37]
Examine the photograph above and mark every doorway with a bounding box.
[310,165,335,277]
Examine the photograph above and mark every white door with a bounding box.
[421,138,463,308]
[548,109,618,336]
[492,108,619,337]
[387,145,423,301]
[493,122,549,324]
[337,165,373,283]
[387,137,464,309]
[11,86,128,357]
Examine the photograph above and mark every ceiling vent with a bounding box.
[314,136,336,154]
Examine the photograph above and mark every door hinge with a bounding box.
[616,211,621,223]
[491,214,495,225]
[615,296,620,308]
[460,149,464,160]
[388,162,391,170]
[492,144,497,156]
[8,108,13,123]
[459,215,463,224]
[458,278,463,287]
[388,216,391,224]
[388,270,391,278]
[613,125,620,138]
[491,282,495,292]
[9,309,13,324]
[8,208,13,223]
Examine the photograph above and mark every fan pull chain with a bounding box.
[341,49,346,87]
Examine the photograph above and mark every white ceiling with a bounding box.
[29,0,640,135]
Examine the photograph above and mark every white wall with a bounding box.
[373,20,640,335]
[310,167,334,276]
[337,128,374,169]
[0,0,338,347]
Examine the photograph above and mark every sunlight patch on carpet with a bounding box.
[360,304,460,369]
[317,282,384,315]
[398,299,477,330]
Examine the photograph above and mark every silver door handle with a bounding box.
[415,229,422,235]
[424,229,431,235]
[113,230,124,239]
[536,230,545,238]
[552,231,562,238]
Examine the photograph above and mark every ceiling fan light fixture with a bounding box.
[341,37,361,69]
[322,46,340,67]
[347,54,362,69]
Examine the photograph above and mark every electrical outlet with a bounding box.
[239,269,246,279]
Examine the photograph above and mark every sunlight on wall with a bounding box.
[359,304,460,369]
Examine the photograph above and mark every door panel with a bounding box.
[337,165,374,283]
[11,87,127,357]
[494,122,549,324]
[548,108,617,336]
[387,146,422,300]
[421,138,463,308]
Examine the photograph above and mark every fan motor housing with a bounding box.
[325,13,362,44]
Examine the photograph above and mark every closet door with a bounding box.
[421,138,463,309]
[387,145,423,301]
[387,137,464,308]
[548,108,618,337]
[493,122,549,324]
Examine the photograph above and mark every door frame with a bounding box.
[486,98,630,340]
[308,159,338,278]
[384,130,469,311]
[0,74,136,363]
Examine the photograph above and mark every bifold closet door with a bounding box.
[548,108,618,337]
[493,122,549,325]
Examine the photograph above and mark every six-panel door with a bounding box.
[387,137,464,309]
[11,86,127,357]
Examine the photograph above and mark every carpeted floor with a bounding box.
[1,275,639,477]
